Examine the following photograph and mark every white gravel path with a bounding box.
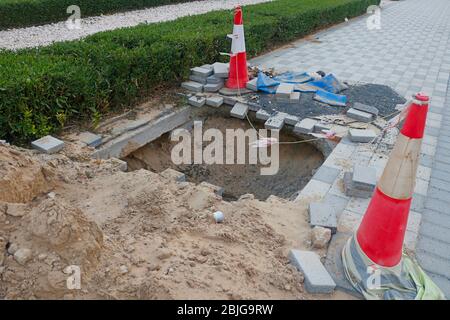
[0,0,273,50]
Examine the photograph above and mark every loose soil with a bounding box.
[0,142,349,300]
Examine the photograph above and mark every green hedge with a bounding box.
[0,0,202,30]
[0,0,379,143]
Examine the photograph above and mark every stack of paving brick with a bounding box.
[182,63,229,95]
[275,83,300,104]
[346,103,379,143]
[343,164,377,198]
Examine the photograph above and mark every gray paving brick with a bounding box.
[294,118,317,134]
[77,132,102,148]
[419,221,450,244]
[417,235,450,260]
[346,108,373,122]
[429,178,450,193]
[309,202,337,233]
[230,103,249,120]
[426,186,450,204]
[427,273,450,298]
[411,193,426,213]
[31,135,64,154]
[416,251,450,279]
[422,209,450,228]
[289,250,336,294]
[265,112,286,130]
[322,193,349,218]
[348,129,376,143]
[419,153,434,168]
[313,166,341,184]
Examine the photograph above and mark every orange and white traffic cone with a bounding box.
[357,93,428,267]
[342,93,445,299]
[226,6,249,90]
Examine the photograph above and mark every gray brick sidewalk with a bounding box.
[251,0,450,297]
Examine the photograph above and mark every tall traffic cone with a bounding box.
[226,6,249,89]
[342,93,445,299]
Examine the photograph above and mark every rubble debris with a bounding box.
[78,132,102,148]
[189,74,208,84]
[308,202,337,234]
[181,81,203,93]
[276,83,294,99]
[265,112,287,130]
[13,248,32,265]
[191,66,213,78]
[289,250,336,294]
[256,109,271,121]
[352,102,379,117]
[344,165,377,198]
[160,168,186,182]
[294,118,317,134]
[204,82,224,93]
[31,135,64,154]
[346,108,373,122]
[246,78,258,91]
[311,226,332,249]
[212,62,229,78]
[188,96,206,108]
[230,103,249,119]
[348,129,377,143]
[206,96,224,108]
[285,114,299,126]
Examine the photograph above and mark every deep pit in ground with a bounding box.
[125,115,324,201]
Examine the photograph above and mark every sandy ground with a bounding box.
[0,141,352,300]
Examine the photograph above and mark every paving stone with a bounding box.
[247,101,261,112]
[255,109,271,121]
[343,172,374,199]
[422,209,450,229]
[314,122,332,133]
[352,164,377,189]
[204,82,224,93]
[246,78,258,91]
[346,108,373,123]
[207,75,224,84]
[181,81,203,92]
[285,114,299,126]
[289,92,301,103]
[191,66,213,77]
[416,251,450,279]
[230,103,249,120]
[352,102,379,117]
[348,129,377,143]
[188,96,206,108]
[264,112,286,130]
[411,193,426,213]
[294,118,317,134]
[223,96,237,106]
[206,96,224,108]
[324,232,362,298]
[276,83,294,98]
[323,193,349,218]
[213,62,229,78]
[419,220,450,244]
[337,210,362,233]
[189,74,207,84]
[346,197,371,216]
[31,135,64,154]
[313,166,341,184]
[308,202,337,234]
[78,132,102,148]
[200,64,214,72]
[417,235,449,260]
[289,250,336,294]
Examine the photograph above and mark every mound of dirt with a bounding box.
[0,142,345,300]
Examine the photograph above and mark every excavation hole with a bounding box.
[125,115,324,201]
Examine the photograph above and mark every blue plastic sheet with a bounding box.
[273,71,312,84]
[313,89,347,107]
[256,72,280,94]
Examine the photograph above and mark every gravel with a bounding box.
[0,0,273,50]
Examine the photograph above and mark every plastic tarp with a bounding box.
[313,89,347,107]
[256,71,349,107]
[342,235,446,300]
